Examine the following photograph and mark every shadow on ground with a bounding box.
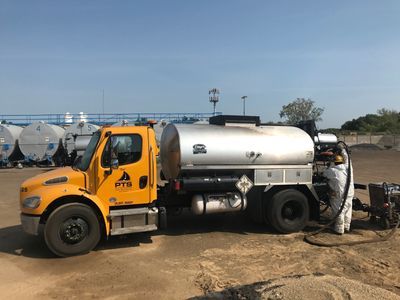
[0,225,54,258]
[0,211,385,258]
[96,211,272,252]
[0,212,273,258]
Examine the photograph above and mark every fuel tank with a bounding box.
[160,123,314,180]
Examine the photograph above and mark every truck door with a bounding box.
[96,130,151,206]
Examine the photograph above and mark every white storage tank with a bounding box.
[0,124,23,163]
[63,121,100,155]
[64,112,74,124]
[78,112,88,123]
[19,122,65,162]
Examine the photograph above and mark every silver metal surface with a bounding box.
[109,207,152,217]
[255,167,312,185]
[153,121,168,145]
[160,124,314,180]
[109,207,158,235]
[74,135,93,153]
[0,124,23,160]
[181,164,314,170]
[284,168,312,184]
[110,224,157,235]
[315,133,338,144]
[19,122,65,161]
[191,193,247,215]
[62,122,99,154]
[20,213,40,235]
[254,169,284,184]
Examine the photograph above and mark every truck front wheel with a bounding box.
[44,203,101,257]
[266,189,309,233]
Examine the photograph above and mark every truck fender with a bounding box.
[40,194,110,237]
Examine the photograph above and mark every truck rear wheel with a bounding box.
[44,203,101,257]
[266,189,309,233]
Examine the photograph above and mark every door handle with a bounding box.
[139,176,148,189]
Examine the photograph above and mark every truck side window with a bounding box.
[102,134,142,167]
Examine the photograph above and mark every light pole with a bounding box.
[241,96,248,115]
[209,88,220,116]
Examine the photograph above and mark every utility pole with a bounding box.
[241,96,248,116]
[209,88,220,116]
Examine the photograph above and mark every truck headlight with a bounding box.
[22,196,41,209]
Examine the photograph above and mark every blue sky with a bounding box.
[1,1,400,128]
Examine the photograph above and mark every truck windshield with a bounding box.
[77,131,101,171]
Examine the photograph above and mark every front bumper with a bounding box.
[20,213,41,236]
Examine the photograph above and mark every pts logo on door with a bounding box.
[115,171,133,191]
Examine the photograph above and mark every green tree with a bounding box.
[377,108,400,132]
[279,98,324,124]
[341,108,400,133]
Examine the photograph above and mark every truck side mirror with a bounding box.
[104,136,114,175]
[105,136,120,175]
[111,158,119,169]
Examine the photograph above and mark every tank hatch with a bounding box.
[209,115,260,126]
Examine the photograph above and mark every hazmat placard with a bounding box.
[236,174,253,194]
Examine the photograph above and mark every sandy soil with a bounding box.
[0,150,400,299]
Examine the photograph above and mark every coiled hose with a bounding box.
[304,141,400,247]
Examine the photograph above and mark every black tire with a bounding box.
[44,203,101,257]
[158,207,167,230]
[266,189,309,233]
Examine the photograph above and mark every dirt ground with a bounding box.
[1,150,400,299]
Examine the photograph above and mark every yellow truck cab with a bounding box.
[20,126,160,256]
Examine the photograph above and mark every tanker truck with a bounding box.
[19,115,335,256]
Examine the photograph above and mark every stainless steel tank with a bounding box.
[0,124,23,161]
[314,133,337,145]
[153,120,169,145]
[191,193,247,215]
[74,135,93,153]
[160,124,314,180]
[19,122,65,161]
[62,122,100,155]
